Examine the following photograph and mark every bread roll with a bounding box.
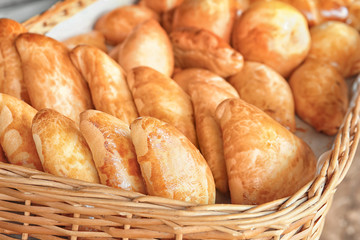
[63,30,107,52]
[289,59,348,136]
[186,69,239,193]
[118,19,174,77]
[127,66,197,146]
[282,0,321,26]
[308,21,360,78]
[347,1,360,31]
[32,108,99,183]
[143,0,183,12]
[232,0,310,78]
[15,33,93,123]
[80,110,146,193]
[0,93,42,170]
[170,28,244,78]
[172,0,235,42]
[229,61,296,132]
[94,5,159,45]
[70,45,138,125]
[215,98,316,205]
[130,116,215,204]
[0,146,7,163]
[0,18,30,103]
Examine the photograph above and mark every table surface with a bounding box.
[0,1,359,239]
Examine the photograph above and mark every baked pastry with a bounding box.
[127,66,197,146]
[63,30,107,52]
[232,0,311,78]
[130,116,215,204]
[172,0,235,43]
[229,61,296,132]
[70,45,138,125]
[80,110,146,193]
[118,19,174,77]
[15,33,93,123]
[0,93,42,170]
[0,146,7,163]
[282,0,321,26]
[142,0,183,12]
[32,108,99,183]
[308,21,360,78]
[94,4,159,45]
[347,1,360,31]
[215,98,317,205]
[186,69,239,193]
[0,18,30,103]
[170,27,244,78]
[289,59,348,136]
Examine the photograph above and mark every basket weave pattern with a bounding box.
[1,0,359,239]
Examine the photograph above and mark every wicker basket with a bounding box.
[1,0,359,239]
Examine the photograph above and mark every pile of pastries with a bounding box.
[0,0,359,205]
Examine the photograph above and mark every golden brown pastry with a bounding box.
[127,66,197,146]
[160,8,175,33]
[62,30,107,52]
[94,5,159,45]
[185,69,239,193]
[347,1,360,31]
[282,0,321,26]
[0,18,30,103]
[317,0,350,22]
[70,45,138,125]
[308,21,360,78]
[232,0,311,78]
[0,93,42,170]
[130,116,215,204]
[32,108,99,183]
[170,28,244,78]
[229,61,296,132]
[15,33,93,123]
[172,0,235,43]
[289,59,348,136]
[143,0,184,12]
[80,110,146,193]
[118,19,174,77]
[215,98,317,205]
[108,43,122,60]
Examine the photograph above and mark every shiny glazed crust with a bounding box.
[32,109,99,183]
[186,69,239,193]
[215,98,316,205]
[118,19,174,77]
[229,61,296,132]
[0,19,30,103]
[170,28,244,78]
[127,66,197,146]
[130,116,215,204]
[80,110,146,193]
[63,30,107,52]
[70,45,138,125]
[0,93,42,170]
[15,33,93,123]
[289,59,349,135]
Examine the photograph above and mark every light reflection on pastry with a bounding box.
[70,45,138,125]
[80,110,146,193]
[289,59,348,136]
[232,0,311,78]
[229,61,296,132]
[0,93,42,170]
[32,108,99,183]
[130,116,215,204]
[127,66,197,146]
[170,27,244,78]
[215,98,317,205]
[94,5,159,45]
[308,21,360,78]
[172,0,235,43]
[118,19,174,77]
[15,33,93,123]
[142,0,184,12]
[0,18,30,103]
